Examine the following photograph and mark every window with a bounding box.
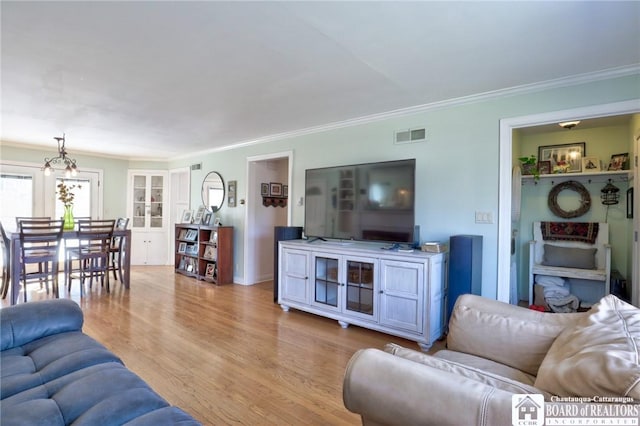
[0,172,34,224]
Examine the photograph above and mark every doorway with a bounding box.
[498,99,640,304]
[244,151,293,286]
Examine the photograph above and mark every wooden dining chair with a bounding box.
[0,221,11,299]
[66,219,115,296]
[108,217,129,282]
[16,216,52,292]
[17,219,65,302]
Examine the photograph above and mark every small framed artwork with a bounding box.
[181,210,193,223]
[228,180,237,208]
[270,182,282,197]
[628,187,634,219]
[213,217,221,227]
[194,205,206,224]
[177,242,187,254]
[581,156,600,172]
[261,183,269,196]
[210,230,218,243]
[537,161,551,175]
[203,212,212,226]
[283,185,288,197]
[538,142,585,173]
[608,153,629,171]
[205,263,215,279]
[203,245,216,260]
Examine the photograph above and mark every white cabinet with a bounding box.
[278,240,446,350]
[128,170,169,265]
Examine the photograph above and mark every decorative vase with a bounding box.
[63,205,75,230]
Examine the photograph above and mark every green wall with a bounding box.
[171,73,640,298]
[2,73,638,299]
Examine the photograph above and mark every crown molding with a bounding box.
[178,64,640,160]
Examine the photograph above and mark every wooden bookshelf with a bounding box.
[175,224,233,285]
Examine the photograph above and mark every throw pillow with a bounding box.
[535,295,640,398]
[541,244,597,269]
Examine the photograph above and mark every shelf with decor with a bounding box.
[521,170,632,186]
[175,224,233,285]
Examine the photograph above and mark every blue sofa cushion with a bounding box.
[1,299,200,425]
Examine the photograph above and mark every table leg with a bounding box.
[11,238,20,305]
[123,232,131,289]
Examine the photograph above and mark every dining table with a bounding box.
[6,226,132,305]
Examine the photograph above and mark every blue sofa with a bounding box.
[1,299,200,425]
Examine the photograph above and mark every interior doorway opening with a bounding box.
[498,100,640,305]
[244,151,293,286]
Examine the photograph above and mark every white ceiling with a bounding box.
[2,1,639,160]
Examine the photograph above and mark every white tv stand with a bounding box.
[278,239,447,350]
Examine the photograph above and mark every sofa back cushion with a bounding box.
[535,295,640,398]
[447,295,581,376]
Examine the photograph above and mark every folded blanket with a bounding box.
[535,275,566,287]
[546,294,580,313]
[543,285,570,298]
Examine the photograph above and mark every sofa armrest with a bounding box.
[343,348,513,426]
[447,294,586,375]
[1,299,84,350]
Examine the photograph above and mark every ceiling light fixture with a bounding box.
[43,133,78,178]
[558,120,580,129]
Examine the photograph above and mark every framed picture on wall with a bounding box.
[261,183,269,196]
[270,182,282,196]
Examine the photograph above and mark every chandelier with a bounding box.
[43,133,78,177]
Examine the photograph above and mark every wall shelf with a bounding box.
[521,170,632,186]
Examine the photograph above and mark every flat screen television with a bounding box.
[304,159,416,244]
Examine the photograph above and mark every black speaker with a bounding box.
[447,235,482,325]
[274,226,303,302]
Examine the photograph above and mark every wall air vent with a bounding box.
[394,127,427,145]
[191,163,202,171]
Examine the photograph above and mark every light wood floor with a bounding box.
[2,266,443,425]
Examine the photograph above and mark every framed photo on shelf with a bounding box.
[261,183,269,196]
[538,142,585,173]
[177,242,187,254]
[582,156,600,172]
[178,229,187,240]
[186,244,198,255]
[181,210,193,223]
[194,205,206,224]
[537,161,551,175]
[205,263,216,279]
[270,182,282,196]
[608,152,629,171]
[209,230,218,243]
[213,217,221,227]
[185,230,197,240]
[203,212,212,226]
[203,245,216,260]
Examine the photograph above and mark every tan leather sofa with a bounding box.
[343,293,639,426]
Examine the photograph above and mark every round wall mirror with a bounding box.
[202,171,225,212]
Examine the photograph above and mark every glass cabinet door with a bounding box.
[346,260,374,315]
[150,175,164,228]
[132,175,147,228]
[131,173,165,229]
[314,256,339,308]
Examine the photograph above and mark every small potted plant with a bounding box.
[518,155,540,181]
